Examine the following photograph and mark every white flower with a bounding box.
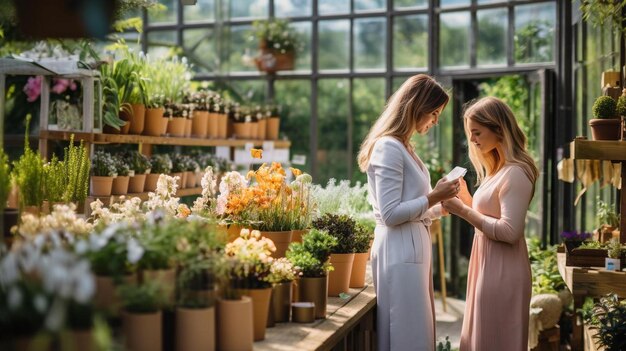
[7,286,23,310]
[0,253,19,287]
[126,238,144,264]
[33,294,48,313]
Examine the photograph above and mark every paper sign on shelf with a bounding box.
[292,154,307,166]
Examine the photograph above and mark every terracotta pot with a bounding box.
[290,229,309,244]
[266,117,280,140]
[254,48,295,72]
[185,118,192,137]
[120,105,132,134]
[589,118,622,140]
[349,252,369,288]
[298,276,328,319]
[185,171,196,188]
[7,184,19,209]
[233,122,251,139]
[141,268,176,306]
[217,113,228,138]
[328,253,355,296]
[167,117,186,137]
[144,107,167,136]
[271,281,292,323]
[180,172,188,189]
[217,297,253,351]
[60,329,95,351]
[218,223,244,242]
[207,113,219,138]
[260,231,292,258]
[176,307,215,351]
[144,173,160,192]
[171,172,184,189]
[94,274,136,316]
[111,175,130,195]
[122,311,162,351]
[249,121,259,139]
[128,174,147,194]
[195,172,203,186]
[23,205,40,216]
[191,111,209,138]
[129,103,146,134]
[90,176,114,196]
[258,119,267,140]
[238,288,272,341]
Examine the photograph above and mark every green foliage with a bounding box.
[150,154,173,174]
[0,148,10,213]
[607,239,622,259]
[125,151,151,174]
[353,223,374,254]
[286,229,337,278]
[63,136,90,203]
[113,155,131,177]
[597,197,620,228]
[251,19,303,54]
[137,219,180,270]
[100,62,128,130]
[436,336,452,351]
[312,213,358,254]
[586,293,626,351]
[527,237,566,295]
[579,0,626,36]
[617,94,626,117]
[118,281,166,314]
[172,154,192,173]
[43,155,66,203]
[12,117,44,208]
[593,96,618,119]
[91,151,117,177]
[514,20,553,63]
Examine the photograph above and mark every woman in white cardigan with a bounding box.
[357,74,460,351]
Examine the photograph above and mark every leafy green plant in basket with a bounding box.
[124,150,151,175]
[586,293,626,351]
[62,135,90,204]
[12,116,44,209]
[286,229,337,278]
[91,151,117,177]
[312,213,358,254]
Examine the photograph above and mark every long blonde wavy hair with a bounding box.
[357,74,449,172]
[464,97,538,185]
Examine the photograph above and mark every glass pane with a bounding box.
[354,18,386,70]
[395,0,427,9]
[352,78,385,182]
[226,80,266,105]
[319,20,350,71]
[392,76,410,91]
[477,8,507,66]
[478,0,505,3]
[355,0,385,12]
[317,79,349,183]
[146,30,177,58]
[291,21,312,71]
[147,0,176,24]
[226,25,256,72]
[184,0,215,23]
[439,12,470,68]
[393,15,428,70]
[514,3,556,64]
[318,0,349,14]
[275,0,312,17]
[183,28,217,74]
[440,0,469,7]
[274,80,312,173]
[230,0,268,19]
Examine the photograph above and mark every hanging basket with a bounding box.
[255,49,295,73]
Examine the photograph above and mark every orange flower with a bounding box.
[251,148,263,159]
[290,167,302,177]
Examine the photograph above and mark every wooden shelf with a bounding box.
[89,187,202,204]
[40,130,292,148]
[569,138,626,161]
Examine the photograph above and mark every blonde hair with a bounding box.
[357,74,449,172]
[463,97,538,185]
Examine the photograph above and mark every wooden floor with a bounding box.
[434,294,465,349]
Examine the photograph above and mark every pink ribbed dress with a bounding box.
[460,164,533,351]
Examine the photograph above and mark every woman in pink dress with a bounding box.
[442,97,538,351]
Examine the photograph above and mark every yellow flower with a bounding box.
[290,167,302,177]
[251,148,263,159]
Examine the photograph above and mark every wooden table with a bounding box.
[255,268,377,351]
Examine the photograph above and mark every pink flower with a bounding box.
[52,78,70,94]
[23,76,42,102]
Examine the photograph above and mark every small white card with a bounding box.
[445,166,467,181]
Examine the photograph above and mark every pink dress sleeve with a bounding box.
[480,166,533,244]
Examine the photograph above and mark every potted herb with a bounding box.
[585,293,626,351]
[596,198,620,243]
[62,136,90,206]
[12,118,45,214]
[251,19,302,73]
[119,281,167,351]
[350,222,374,288]
[589,95,621,140]
[43,155,65,210]
[266,257,299,324]
[164,102,191,137]
[111,155,131,195]
[605,239,623,271]
[190,91,210,138]
[90,151,116,197]
[146,154,172,192]
[287,228,338,319]
[312,213,357,296]
[125,151,151,193]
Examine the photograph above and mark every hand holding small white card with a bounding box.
[445,166,467,181]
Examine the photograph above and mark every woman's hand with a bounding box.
[427,176,460,207]
[442,197,466,216]
[458,178,473,207]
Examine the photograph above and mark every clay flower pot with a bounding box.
[260,231,292,258]
[349,252,369,288]
[90,176,114,196]
[144,107,167,136]
[192,110,209,137]
[328,253,355,296]
[271,281,292,323]
[176,307,215,351]
[122,311,162,351]
[128,174,147,194]
[144,173,160,192]
[167,117,186,137]
[266,117,280,140]
[298,275,328,319]
[207,113,219,138]
[238,288,272,341]
[217,113,228,138]
[111,175,130,195]
[129,103,146,134]
[217,296,253,351]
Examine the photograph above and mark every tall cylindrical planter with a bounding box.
[141,268,176,306]
[290,229,309,244]
[144,107,167,136]
[260,231,292,258]
[257,119,267,140]
[217,113,228,138]
[176,307,215,351]
[207,113,219,138]
[144,173,160,192]
[167,117,186,137]
[90,176,114,196]
[238,288,272,341]
[298,276,328,319]
[192,111,209,138]
[349,252,369,288]
[60,329,95,351]
[266,117,280,140]
[122,311,162,351]
[129,103,146,135]
[128,174,147,194]
[94,274,136,316]
[111,175,129,195]
[217,297,253,351]
[328,253,355,296]
[271,282,292,323]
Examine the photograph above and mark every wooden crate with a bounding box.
[565,248,626,268]
[584,324,605,351]
[531,326,560,351]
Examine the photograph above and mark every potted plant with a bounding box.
[90,151,116,197]
[146,154,172,192]
[266,257,299,324]
[143,94,168,136]
[232,104,251,139]
[119,281,167,351]
[164,102,190,137]
[190,91,210,138]
[12,119,45,214]
[596,198,621,243]
[286,228,338,319]
[184,157,200,189]
[605,239,623,271]
[255,105,267,140]
[100,59,132,134]
[43,155,65,212]
[62,136,91,207]
[312,213,357,296]
[589,95,621,140]
[350,222,374,288]
[266,104,281,140]
[216,96,228,138]
[251,19,301,73]
[585,293,626,351]
[111,155,131,195]
[125,151,151,193]
[288,168,315,243]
